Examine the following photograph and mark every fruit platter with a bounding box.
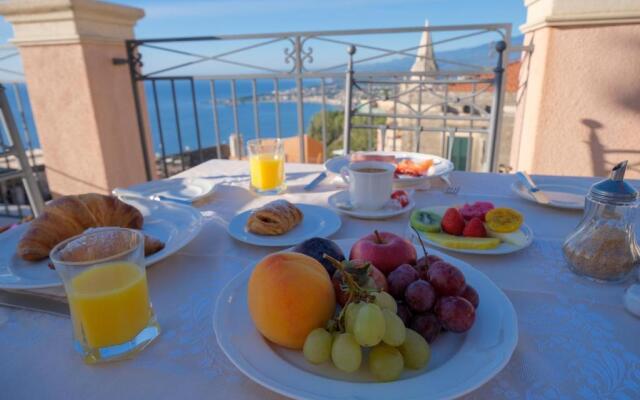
[324,151,454,186]
[410,202,533,255]
[214,232,518,400]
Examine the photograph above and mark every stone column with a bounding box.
[512,0,640,178]
[0,0,156,196]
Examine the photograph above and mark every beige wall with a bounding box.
[20,42,153,195]
[513,22,640,178]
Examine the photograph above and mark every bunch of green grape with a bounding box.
[302,291,431,381]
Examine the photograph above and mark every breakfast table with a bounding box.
[1,159,639,399]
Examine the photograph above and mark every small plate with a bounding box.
[410,205,533,255]
[214,239,518,400]
[0,198,203,289]
[325,152,454,186]
[113,177,217,204]
[227,204,341,247]
[511,182,585,210]
[327,190,414,220]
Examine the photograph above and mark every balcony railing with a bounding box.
[0,45,45,221]
[121,24,515,179]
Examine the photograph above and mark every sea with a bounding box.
[1,80,337,157]
[146,79,337,156]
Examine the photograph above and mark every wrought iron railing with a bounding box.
[343,40,507,172]
[120,24,515,178]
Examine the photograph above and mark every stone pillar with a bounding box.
[0,0,156,196]
[512,0,640,178]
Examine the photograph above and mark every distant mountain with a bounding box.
[356,35,524,72]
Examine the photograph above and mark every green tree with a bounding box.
[309,110,386,155]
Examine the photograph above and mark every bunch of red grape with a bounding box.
[388,254,479,343]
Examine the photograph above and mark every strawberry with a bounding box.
[441,208,465,236]
[390,190,409,208]
[463,217,487,237]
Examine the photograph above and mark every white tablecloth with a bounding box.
[1,160,639,399]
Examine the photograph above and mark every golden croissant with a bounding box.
[246,200,303,235]
[18,193,144,261]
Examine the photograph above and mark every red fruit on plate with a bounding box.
[462,217,487,238]
[390,190,410,208]
[426,261,466,297]
[441,208,465,236]
[349,231,417,275]
[460,201,494,221]
[460,285,480,309]
[410,313,442,343]
[396,302,413,326]
[387,264,419,299]
[414,254,443,281]
[331,260,388,306]
[435,296,476,333]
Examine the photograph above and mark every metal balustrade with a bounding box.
[0,83,44,220]
[119,24,515,178]
[0,45,45,222]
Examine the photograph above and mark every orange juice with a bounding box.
[68,262,151,348]
[249,154,284,190]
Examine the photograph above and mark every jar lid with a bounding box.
[590,161,638,204]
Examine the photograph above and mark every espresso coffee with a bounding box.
[354,167,386,173]
[341,161,395,210]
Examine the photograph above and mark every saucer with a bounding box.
[327,190,414,220]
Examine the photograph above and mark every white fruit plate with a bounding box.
[410,206,534,255]
[213,239,518,400]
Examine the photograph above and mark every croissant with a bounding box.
[246,200,303,236]
[17,193,144,261]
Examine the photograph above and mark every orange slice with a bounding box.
[485,208,523,233]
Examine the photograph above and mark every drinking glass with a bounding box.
[247,138,286,195]
[50,228,160,364]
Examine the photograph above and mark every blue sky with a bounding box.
[116,0,526,38]
[0,0,526,77]
[0,0,527,43]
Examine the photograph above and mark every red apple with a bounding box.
[349,231,417,276]
[331,260,388,306]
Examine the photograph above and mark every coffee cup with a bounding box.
[340,161,395,210]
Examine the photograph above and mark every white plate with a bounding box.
[327,190,415,220]
[214,239,518,400]
[410,206,533,255]
[113,177,217,203]
[0,198,203,289]
[325,152,454,186]
[511,182,585,210]
[227,204,341,247]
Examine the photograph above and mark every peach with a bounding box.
[248,252,336,349]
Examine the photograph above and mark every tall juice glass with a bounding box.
[50,228,160,364]
[248,138,285,195]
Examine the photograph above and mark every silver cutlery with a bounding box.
[0,289,70,317]
[113,188,195,205]
[304,171,327,191]
[516,171,550,205]
[440,175,460,194]
[444,186,460,195]
[112,188,146,200]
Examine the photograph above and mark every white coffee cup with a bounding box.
[340,161,395,210]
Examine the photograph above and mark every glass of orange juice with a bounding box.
[50,228,160,364]
[248,138,286,194]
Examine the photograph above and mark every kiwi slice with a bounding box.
[410,210,442,233]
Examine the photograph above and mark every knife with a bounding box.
[304,171,327,191]
[516,172,550,205]
[0,289,70,317]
